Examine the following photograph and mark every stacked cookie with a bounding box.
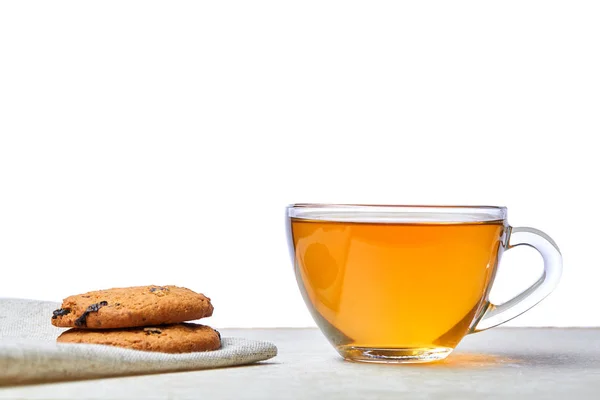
[51,285,221,353]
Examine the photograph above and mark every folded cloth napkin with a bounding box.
[0,298,277,386]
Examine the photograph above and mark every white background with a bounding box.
[1,1,598,328]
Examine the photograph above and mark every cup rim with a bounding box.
[287,203,507,223]
[289,203,506,210]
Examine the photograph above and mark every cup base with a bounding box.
[338,346,453,364]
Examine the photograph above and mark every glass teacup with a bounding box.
[286,204,562,363]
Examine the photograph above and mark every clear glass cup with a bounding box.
[286,204,562,363]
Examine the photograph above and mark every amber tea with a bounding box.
[290,217,506,360]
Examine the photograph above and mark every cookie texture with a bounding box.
[51,285,213,329]
[57,323,222,353]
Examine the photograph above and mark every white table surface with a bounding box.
[1,328,599,399]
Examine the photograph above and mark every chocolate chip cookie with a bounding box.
[51,285,213,329]
[57,323,221,353]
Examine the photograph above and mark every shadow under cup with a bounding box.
[286,204,562,364]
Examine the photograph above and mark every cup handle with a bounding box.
[471,226,563,333]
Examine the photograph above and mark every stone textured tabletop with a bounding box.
[1,328,599,399]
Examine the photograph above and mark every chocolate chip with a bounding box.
[52,308,71,319]
[150,286,169,293]
[144,327,162,335]
[215,329,221,341]
[74,301,108,327]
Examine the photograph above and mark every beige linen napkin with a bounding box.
[0,298,277,386]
